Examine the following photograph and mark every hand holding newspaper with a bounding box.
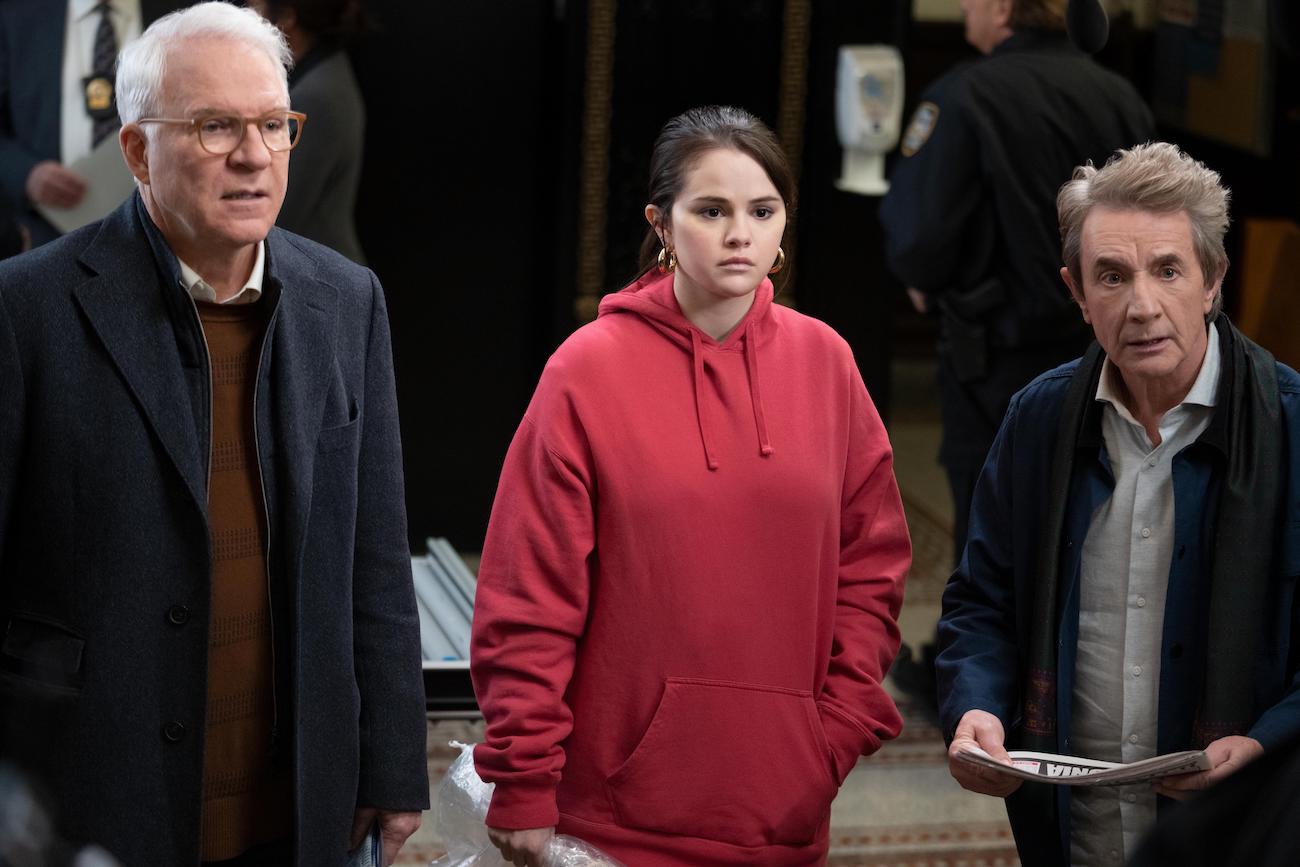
[955,746,1211,786]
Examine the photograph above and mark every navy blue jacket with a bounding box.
[0,0,64,211]
[0,196,429,865]
[936,355,1300,864]
[0,0,179,243]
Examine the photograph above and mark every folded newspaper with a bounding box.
[955,746,1211,786]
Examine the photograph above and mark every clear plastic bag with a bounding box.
[429,742,625,867]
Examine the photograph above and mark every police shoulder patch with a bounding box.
[900,101,940,157]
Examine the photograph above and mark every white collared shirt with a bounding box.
[177,242,266,306]
[1070,325,1220,867]
[61,0,142,166]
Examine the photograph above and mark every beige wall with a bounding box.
[914,0,962,22]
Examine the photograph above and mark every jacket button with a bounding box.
[167,605,190,626]
[162,721,186,742]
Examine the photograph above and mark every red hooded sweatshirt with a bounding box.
[471,270,910,866]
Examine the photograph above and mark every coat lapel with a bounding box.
[72,202,208,515]
[260,232,339,561]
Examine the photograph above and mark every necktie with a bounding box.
[91,2,119,146]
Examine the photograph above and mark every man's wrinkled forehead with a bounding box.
[1078,206,1206,276]
[1081,206,1195,246]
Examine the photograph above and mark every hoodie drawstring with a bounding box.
[689,325,773,471]
[600,270,778,471]
[690,330,720,471]
[744,323,774,458]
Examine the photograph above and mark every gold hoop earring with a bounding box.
[768,247,786,275]
[657,247,677,273]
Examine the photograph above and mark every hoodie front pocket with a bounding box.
[605,677,838,848]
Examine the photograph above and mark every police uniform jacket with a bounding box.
[879,30,1154,472]
[879,30,1154,349]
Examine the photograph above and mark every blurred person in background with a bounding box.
[878,0,1153,708]
[249,0,367,263]
[0,0,179,246]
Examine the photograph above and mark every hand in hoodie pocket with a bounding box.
[604,677,839,848]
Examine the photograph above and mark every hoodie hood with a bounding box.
[597,269,776,470]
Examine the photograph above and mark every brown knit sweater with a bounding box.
[197,300,291,860]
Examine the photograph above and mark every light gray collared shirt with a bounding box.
[1069,325,1220,866]
[178,241,266,306]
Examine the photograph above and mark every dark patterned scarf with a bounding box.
[1023,316,1283,750]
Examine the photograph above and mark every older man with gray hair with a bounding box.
[0,3,427,865]
[935,142,1300,867]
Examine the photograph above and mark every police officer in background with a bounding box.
[880,0,1153,562]
[879,0,1152,702]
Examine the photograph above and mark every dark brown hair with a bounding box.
[638,106,797,279]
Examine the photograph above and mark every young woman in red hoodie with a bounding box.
[471,105,912,867]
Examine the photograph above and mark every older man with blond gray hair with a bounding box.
[0,3,427,865]
[936,142,1300,867]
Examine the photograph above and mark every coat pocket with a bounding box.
[0,614,86,697]
[317,407,360,454]
[605,677,838,848]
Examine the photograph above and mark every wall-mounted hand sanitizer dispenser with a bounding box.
[835,45,904,196]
